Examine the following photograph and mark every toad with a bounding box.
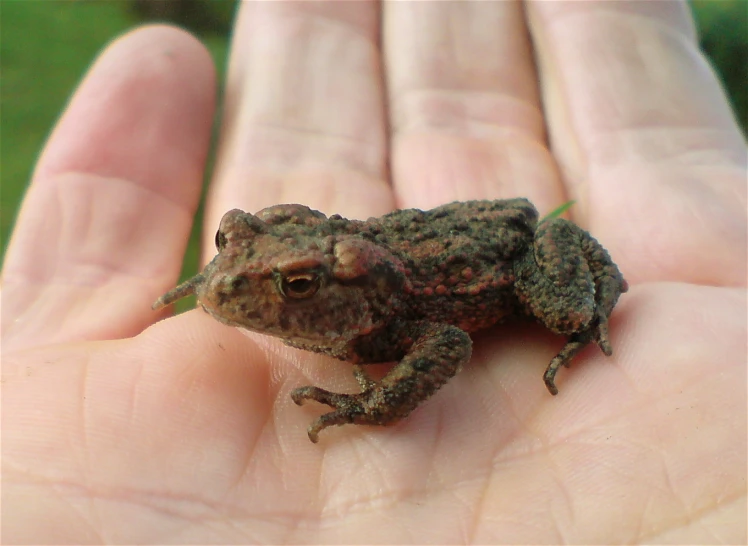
[153,199,627,442]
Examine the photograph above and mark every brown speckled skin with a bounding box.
[154,198,627,442]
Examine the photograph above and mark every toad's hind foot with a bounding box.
[544,318,615,395]
[544,338,588,395]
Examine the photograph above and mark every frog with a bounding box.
[153,198,628,443]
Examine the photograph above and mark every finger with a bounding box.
[384,0,564,211]
[527,1,747,286]
[1,26,215,353]
[205,0,392,250]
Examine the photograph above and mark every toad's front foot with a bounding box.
[292,322,470,443]
[291,386,388,443]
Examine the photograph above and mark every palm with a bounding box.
[3,2,745,543]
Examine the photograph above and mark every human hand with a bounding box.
[3,2,745,543]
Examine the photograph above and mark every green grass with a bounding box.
[0,1,230,290]
[1,0,745,277]
[691,0,748,130]
[1,2,137,254]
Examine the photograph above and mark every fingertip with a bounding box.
[35,23,217,209]
[3,24,219,349]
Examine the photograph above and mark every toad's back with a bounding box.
[355,199,539,331]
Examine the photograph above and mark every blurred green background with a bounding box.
[2,0,746,283]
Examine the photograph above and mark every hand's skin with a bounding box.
[2,1,745,543]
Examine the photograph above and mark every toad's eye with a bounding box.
[280,272,321,299]
[215,230,228,251]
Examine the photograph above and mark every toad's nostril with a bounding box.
[224,275,249,293]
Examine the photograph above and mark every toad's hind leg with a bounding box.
[514,218,627,395]
[291,323,471,443]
